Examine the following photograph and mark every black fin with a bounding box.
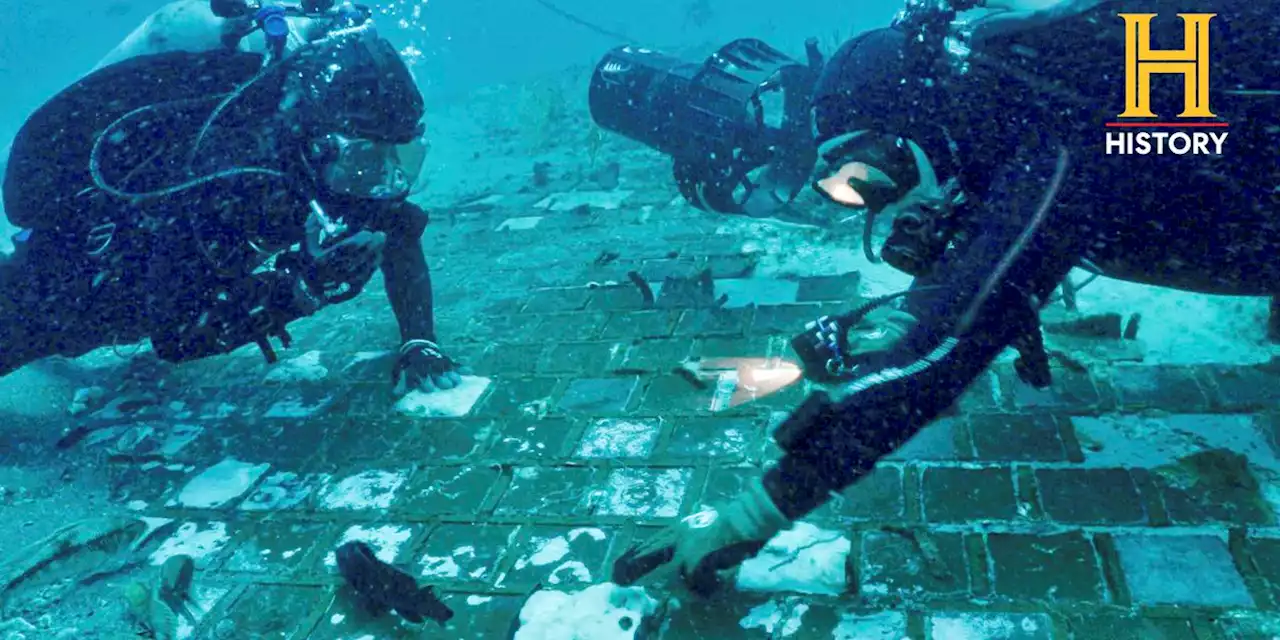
[414,585,454,626]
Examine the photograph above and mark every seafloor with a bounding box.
[2,68,1280,639]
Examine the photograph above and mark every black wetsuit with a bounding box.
[764,2,1280,517]
[0,48,438,375]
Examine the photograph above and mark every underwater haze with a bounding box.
[0,0,894,148]
[1,1,1279,639]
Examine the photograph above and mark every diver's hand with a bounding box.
[306,230,386,304]
[611,476,790,598]
[390,339,469,394]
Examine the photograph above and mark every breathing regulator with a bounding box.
[209,0,372,61]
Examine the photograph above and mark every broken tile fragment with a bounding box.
[395,376,492,418]
[738,599,807,637]
[264,350,329,382]
[497,216,543,231]
[150,521,231,567]
[736,522,852,596]
[170,457,270,509]
[263,389,336,418]
[158,424,205,457]
[534,190,633,211]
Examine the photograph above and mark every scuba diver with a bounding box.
[0,2,465,394]
[608,0,1280,595]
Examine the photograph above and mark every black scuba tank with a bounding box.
[2,49,279,232]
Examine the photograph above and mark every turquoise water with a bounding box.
[0,2,1277,639]
[0,0,896,147]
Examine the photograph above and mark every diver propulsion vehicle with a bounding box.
[587,39,823,218]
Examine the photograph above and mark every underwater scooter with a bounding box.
[585,23,1055,400]
[586,38,823,219]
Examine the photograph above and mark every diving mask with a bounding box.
[311,131,429,200]
[811,131,923,211]
[811,131,960,276]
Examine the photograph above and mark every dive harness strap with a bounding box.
[389,339,446,387]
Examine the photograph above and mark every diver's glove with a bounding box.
[611,475,791,598]
[303,230,386,305]
[390,339,467,394]
[795,308,919,383]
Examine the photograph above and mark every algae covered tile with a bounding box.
[592,468,691,519]
[427,593,526,639]
[395,465,501,517]
[321,524,420,570]
[175,583,233,639]
[310,586,421,639]
[661,417,755,460]
[316,469,410,511]
[575,418,660,459]
[987,531,1105,602]
[858,529,969,600]
[830,610,910,639]
[494,467,601,517]
[223,522,326,575]
[263,385,339,419]
[1114,533,1254,607]
[158,423,207,458]
[927,612,1054,639]
[470,376,560,417]
[489,418,574,461]
[495,526,616,590]
[417,524,517,586]
[218,584,328,638]
[556,378,640,415]
[239,471,329,512]
[387,416,495,464]
[104,421,206,460]
[662,594,778,639]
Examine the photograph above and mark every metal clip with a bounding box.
[86,222,116,256]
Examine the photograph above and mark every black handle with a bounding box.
[210,0,254,18]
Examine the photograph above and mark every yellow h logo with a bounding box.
[1118,13,1216,119]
